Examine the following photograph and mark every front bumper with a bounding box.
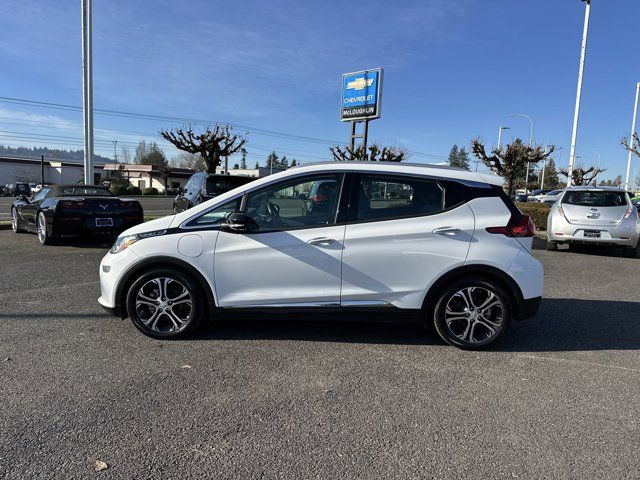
[98,247,139,318]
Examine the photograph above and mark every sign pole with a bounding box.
[363,120,369,155]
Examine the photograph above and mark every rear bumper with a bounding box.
[55,215,143,237]
[548,214,639,247]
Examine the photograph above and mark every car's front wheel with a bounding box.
[432,277,513,350]
[126,268,204,339]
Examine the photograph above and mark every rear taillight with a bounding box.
[486,215,535,238]
[59,200,86,209]
[118,201,141,209]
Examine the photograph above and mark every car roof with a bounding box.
[565,186,626,192]
[289,161,504,186]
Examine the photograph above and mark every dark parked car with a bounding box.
[4,183,31,197]
[173,173,254,213]
[10,184,143,245]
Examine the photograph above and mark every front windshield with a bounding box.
[562,191,627,207]
[59,186,114,196]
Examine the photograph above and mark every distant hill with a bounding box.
[0,145,111,164]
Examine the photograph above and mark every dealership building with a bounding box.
[1,155,283,192]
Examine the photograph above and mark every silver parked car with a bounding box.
[547,186,640,256]
[537,189,563,205]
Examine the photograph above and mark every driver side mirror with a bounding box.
[220,212,259,234]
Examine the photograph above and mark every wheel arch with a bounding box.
[421,264,526,321]
[115,256,216,319]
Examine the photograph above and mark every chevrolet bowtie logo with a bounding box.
[346,77,374,91]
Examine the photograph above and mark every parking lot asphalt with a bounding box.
[1,230,640,479]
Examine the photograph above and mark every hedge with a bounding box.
[516,202,550,231]
[142,187,160,196]
[110,184,142,196]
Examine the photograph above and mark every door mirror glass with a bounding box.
[221,212,259,234]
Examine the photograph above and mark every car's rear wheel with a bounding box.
[126,268,204,339]
[432,277,512,350]
[37,211,55,245]
[11,208,25,233]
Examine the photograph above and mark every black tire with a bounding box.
[126,267,204,339]
[623,244,638,258]
[11,208,26,233]
[37,211,55,245]
[546,239,557,251]
[432,277,513,350]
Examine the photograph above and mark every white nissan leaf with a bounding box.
[99,162,543,349]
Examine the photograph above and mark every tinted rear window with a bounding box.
[205,177,250,196]
[562,191,627,207]
[59,186,114,196]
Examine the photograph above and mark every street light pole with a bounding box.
[567,0,591,187]
[112,140,118,162]
[624,82,640,191]
[511,113,534,192]
[81,0,94,185]
[497,126,510,150]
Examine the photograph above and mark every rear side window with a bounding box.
[562,191,627,207]
[205,177,249,196]
[355,175,444,221]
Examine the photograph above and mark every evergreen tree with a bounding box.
[448,145,470,170]
[254,162,259,169]
[233,163,239,169]
[542,158,560,188]
[290,159,298,167]
[266,150,279,169]
[240,148,247,169]
[448,145,459,166]
[279,155,288,169]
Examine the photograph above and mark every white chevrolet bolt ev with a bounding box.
[99,162,543,349]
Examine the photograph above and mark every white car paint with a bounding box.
[99,162,543,330]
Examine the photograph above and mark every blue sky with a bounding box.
[0,0,638,180]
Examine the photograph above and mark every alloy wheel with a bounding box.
[135,277,193,333]
[444,286,505,344]
[11,209,17,232]
[37,213,47,243]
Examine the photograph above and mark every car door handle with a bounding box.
[307,237,336,245]
[432,227,462,235]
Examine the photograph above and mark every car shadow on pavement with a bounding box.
[191,298,640,351]
[532,236,638,258]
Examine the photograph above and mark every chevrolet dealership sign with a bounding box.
[340,68,383,121]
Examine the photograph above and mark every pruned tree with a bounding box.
[159,125,247,174]
[158,163,173,190]
[621,132,640,157]
[559,165,606,186]
[471,138,554,195]
[330,143,409,162]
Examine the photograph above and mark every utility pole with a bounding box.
[81,0,94,185]
[624,82,640,191]
[497,126,510,150]
[567,0,591,187]
[40,155,45,187]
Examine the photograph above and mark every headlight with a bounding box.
[110,234,138,254]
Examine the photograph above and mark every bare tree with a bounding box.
[159,125,247,173]
[559,165,606,186]
[13,168,38,183]
[621,132,640,157]
[330,144,409,162]
[471,138,554,195]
